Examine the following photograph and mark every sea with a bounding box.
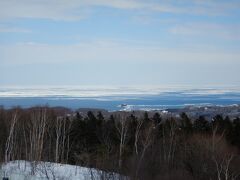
[0,86,240,111]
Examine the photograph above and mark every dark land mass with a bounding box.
[1,105,240,179]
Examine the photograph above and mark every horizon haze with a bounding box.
[0,0,240,87]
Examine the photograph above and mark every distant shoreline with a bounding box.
[1,104,240,121]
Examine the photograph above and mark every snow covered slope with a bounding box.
[0,161,126,180]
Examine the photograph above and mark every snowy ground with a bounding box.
[0,161,126,180]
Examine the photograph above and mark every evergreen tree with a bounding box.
[143,111,150,123]
[76,111,83,120]
[180,112,193,134]
[212,114,229,134]
[87,111,97,121]
[152,112,162,125]
[193,115,210,133]
[229,117,240,147]
[97,111,104,121]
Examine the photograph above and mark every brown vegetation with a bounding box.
[0,106,240,179]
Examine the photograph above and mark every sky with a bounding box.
[0,0,240,87]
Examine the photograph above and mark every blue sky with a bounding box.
[0,0,240,87]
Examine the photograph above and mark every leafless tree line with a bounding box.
[1,108,72,165]
[0,107,240,179]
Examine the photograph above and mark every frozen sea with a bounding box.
[0,86,240,111]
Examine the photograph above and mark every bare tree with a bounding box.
[5,111,18,163]
[211,126,239,180]
[28,108,48,174]
[55,117,62,163]
[162,118,178,166]
[135,121,154,178]
[115,113,129,169]
[134,119,143,156]
[55,116,72,163]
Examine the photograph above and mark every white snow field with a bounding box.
[0,161,127,180]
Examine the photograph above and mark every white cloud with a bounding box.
[0,25,31,33]
[170,23,240,40]
[0,0,88,21]
[0,0,149,21]
[1,40,239,66]
[0,0,239,21]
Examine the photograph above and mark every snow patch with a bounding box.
[0,161,127,180]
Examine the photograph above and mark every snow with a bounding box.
[1,86,239,98]
[0,161,127,180]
